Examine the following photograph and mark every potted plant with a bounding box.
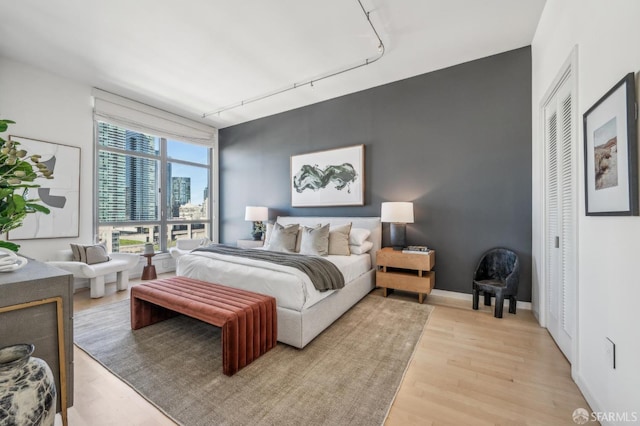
[0,119,52,252]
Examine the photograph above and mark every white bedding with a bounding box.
[176,250,371,311]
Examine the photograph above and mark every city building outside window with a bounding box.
[96,122,212,254]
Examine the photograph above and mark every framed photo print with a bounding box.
[291,144,365,207]
[583,73,638,216]
[8,136,81,239]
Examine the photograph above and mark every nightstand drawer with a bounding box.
[377,249,434,271]
[376,270,434,294]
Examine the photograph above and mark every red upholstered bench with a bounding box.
[130,276,277,376]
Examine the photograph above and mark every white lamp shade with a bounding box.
[381,202,414,223]
[245,206,268,221]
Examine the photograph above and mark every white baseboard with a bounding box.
[574,373,606,423]
[429,288,532,310]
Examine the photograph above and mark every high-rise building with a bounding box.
[97,123,158,222]
[171,177,191,217]
[126,131,157,220]
[97,123,127,222]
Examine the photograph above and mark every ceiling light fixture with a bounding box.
[202,0,385,118]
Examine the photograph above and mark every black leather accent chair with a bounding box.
[472,248,520,318]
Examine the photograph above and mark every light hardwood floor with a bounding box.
[384,292,592,425]
[66,277,591,425]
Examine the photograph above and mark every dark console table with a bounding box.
[0,258,73,425]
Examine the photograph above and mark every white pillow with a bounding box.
[176,238,210,250]
[350,241,374,254]
[264,222,274,245]
[349,228,371,246]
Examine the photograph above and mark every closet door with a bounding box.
[544,69,576,362]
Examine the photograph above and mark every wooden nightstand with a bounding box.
[237,239,264,249]
[375,247,435,303]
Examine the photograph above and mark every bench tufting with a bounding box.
[130,276,277,376]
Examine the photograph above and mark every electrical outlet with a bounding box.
[605,337,616,369]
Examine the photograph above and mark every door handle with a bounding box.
[555,236,560,248]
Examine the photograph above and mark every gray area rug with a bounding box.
[74,294,432,426]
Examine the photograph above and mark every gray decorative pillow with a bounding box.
[328,223,352,255]
[295,223,320,252]
[71,243,110,264]
[70,243,82,261]
[83,244,110,264]
[299,224,330,256]
[265,223,299,252]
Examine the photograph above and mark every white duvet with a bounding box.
[176,250,371,311]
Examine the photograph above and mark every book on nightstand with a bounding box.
[402,245,431,255]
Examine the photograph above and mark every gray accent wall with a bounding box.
[219,47,532,301]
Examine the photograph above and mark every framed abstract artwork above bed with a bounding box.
[290,144,365,207]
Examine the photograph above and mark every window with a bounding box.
[96,122,213,253]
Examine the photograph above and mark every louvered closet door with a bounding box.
[544,70,576,362]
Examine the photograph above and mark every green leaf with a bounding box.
[12,194,26,211]
[0,240,20,252]
[25,203,50,214]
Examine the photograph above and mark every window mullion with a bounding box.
[160,138,168,252]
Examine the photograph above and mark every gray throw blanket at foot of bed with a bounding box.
[194,245,345,292]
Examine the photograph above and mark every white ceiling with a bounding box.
[0,0,546,129]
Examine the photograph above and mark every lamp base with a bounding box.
[389,223,406,250]
[251,221,264,240]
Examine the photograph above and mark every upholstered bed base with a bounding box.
[277,268,375,348]
[271,216,380,348]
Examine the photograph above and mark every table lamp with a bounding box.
[245,206,268,240]
[381,202,414,250]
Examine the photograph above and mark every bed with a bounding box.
[176,216,382,348]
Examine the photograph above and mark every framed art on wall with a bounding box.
[8,136,81,239]
[291,144,365,207]
[583,73,638,216]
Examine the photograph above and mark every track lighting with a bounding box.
[202,0,385,118]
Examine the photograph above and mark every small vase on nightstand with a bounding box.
[143,242,155,255]
[250,220,266,241]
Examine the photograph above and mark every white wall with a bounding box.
[0,57,158,278]
[0,56,94,260]
[532,0,640,420]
